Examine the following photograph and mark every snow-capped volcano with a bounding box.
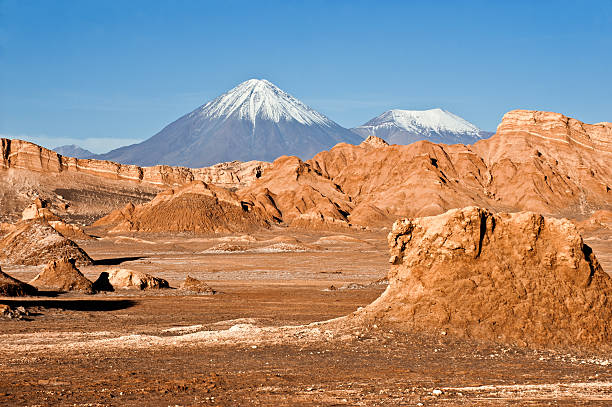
[198,79,333,126]
[352,108,491,145]
[96,79,361,167]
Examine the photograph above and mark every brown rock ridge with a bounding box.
[0,219,94,266]
[240,110,612,228]
[1,138,269,189]
[29,258,95,293]
[94,181,271,233]
[0,267,37,296]
[356,207,612,347]
[93,181,272,233]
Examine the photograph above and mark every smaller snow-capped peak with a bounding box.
[364,108,481,134]
[195,79,334,127]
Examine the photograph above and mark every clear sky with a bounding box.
[1,0,611,153]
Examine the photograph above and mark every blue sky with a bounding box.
[1,0,611,153]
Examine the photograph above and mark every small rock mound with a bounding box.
[29,257,95,293]
[94,181,271,233]
[107,269,169,290]
[21,198,61,221]
[180,276,216,294]
[0,219,93,266]
[0,267,37,296]
[360,207,612,348]
[203,243,249,253]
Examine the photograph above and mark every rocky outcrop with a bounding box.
[360,135,389,148]
[1,138,269,189]
[239,156,354,229]
[359,207,612,347]
[94,181,272,233]
[0,267,37,296]
[106,269,169,290]
[29,257,94,293]
[21,199,94,240]
[180,276,216,294]
[240,110,612,228]
[21,198,60,221]
[0,219,94,266]
[471,110,612,216]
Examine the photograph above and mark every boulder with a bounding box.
[106,269,169,290]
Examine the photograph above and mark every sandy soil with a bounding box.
[1,227,611,406]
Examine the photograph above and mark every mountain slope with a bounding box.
[352,108,490,145]
[53,144,94,159]
[96,79,362,167]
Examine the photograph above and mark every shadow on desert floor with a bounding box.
[0,298,138,312]
[93,256,147,266]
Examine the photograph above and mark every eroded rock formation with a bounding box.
[1,138,269,189]
[240,110,612,229]
[94,181,272,233]
[0,219,94,266]
[358,207,612,347]
[29,258,95,293]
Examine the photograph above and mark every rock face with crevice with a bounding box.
[359,207,612,347]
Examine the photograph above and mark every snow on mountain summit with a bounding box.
[376,108,480,134]
[352,108,489,145]
[196,79,334,127]
[95,79,361,167]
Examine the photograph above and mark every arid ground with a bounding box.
[1,227,610,406]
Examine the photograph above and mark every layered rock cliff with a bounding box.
[1,138,269,189]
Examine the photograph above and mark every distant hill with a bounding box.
[53,144,95,159]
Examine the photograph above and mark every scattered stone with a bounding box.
[0,304,30,319]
